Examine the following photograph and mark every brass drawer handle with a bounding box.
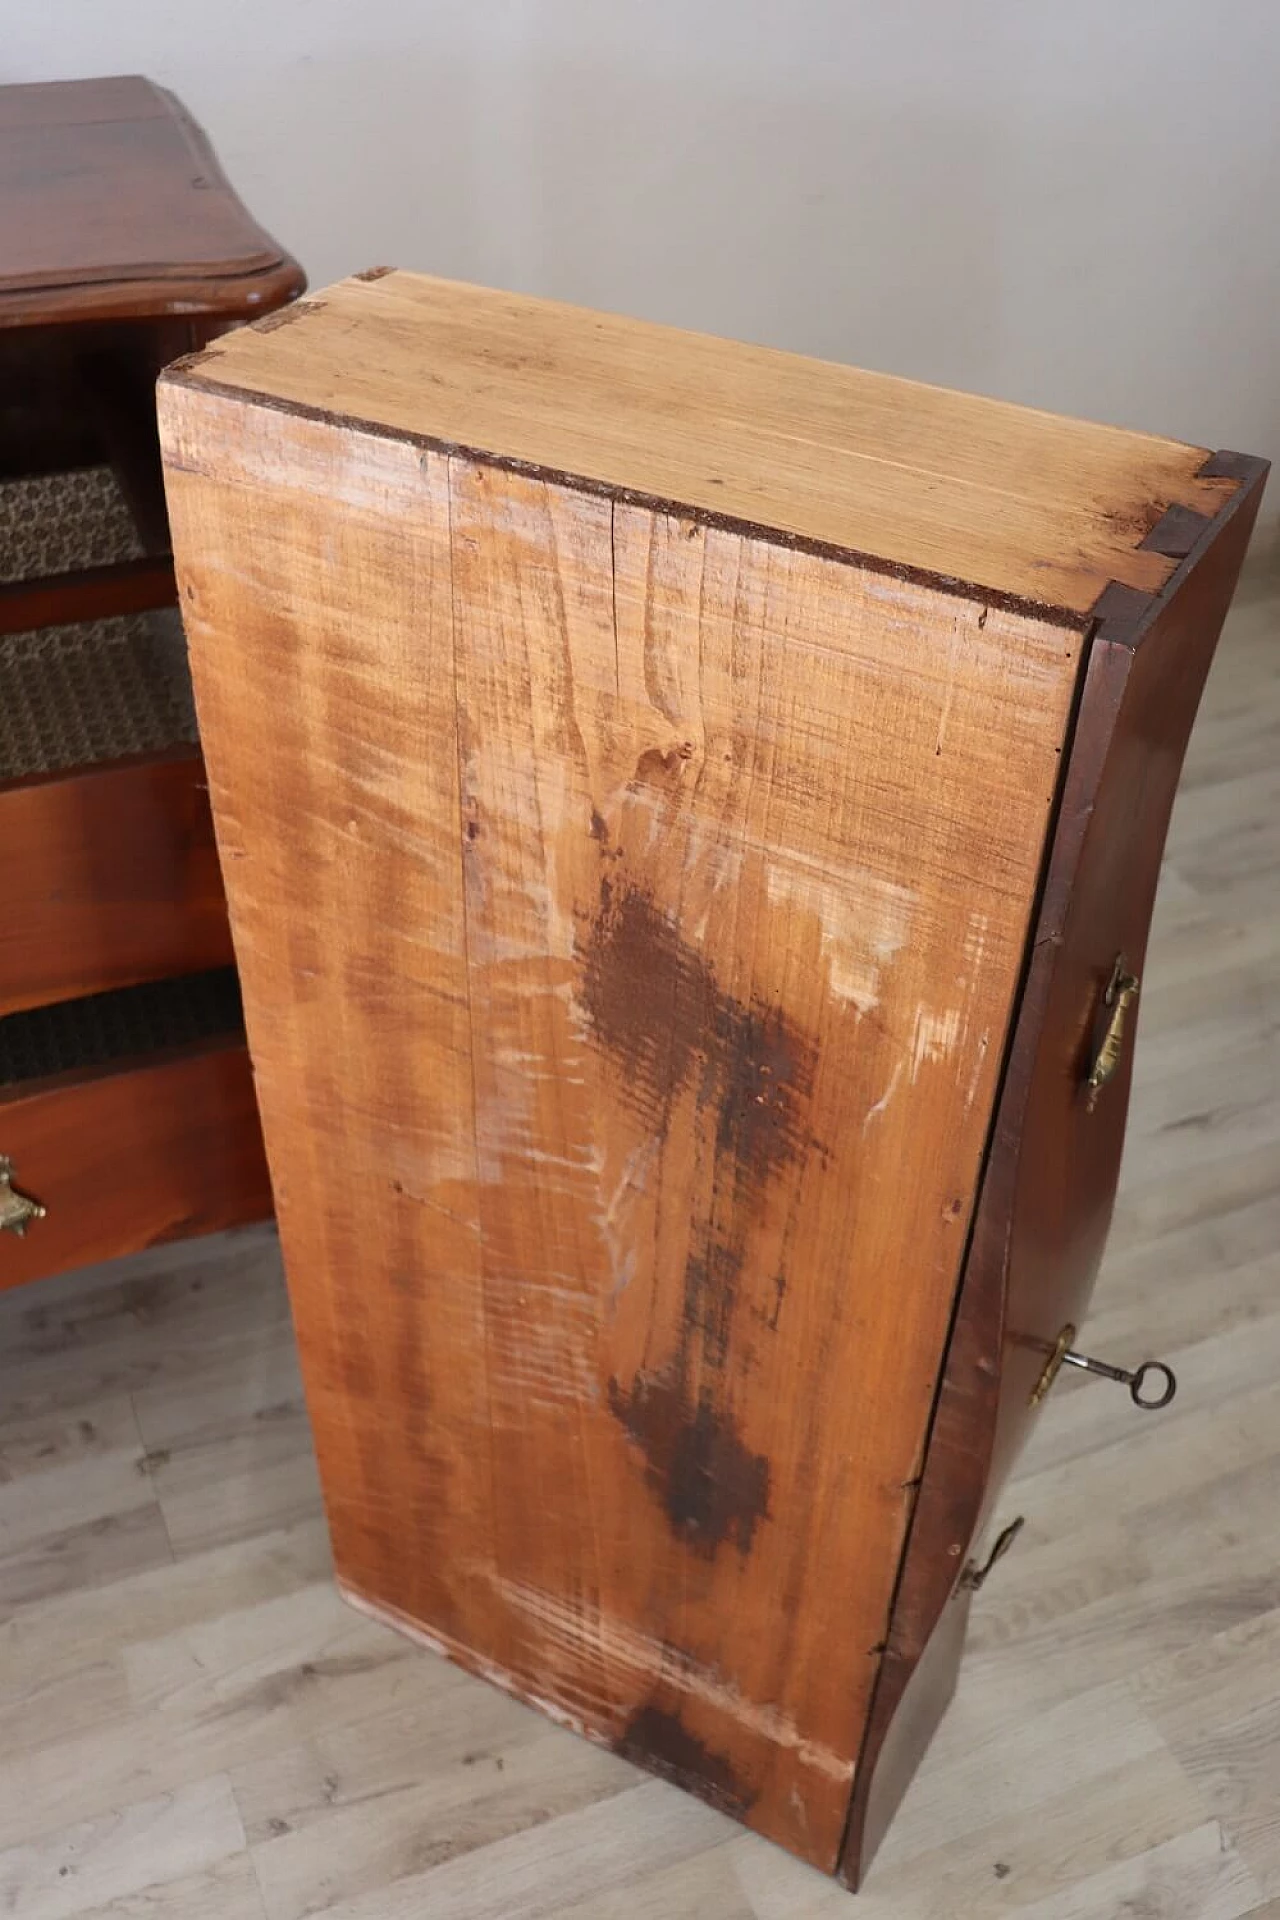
[1086,955,1140,1111]
[961,1515,1025,1591]
[0,1156,46,1238]
[1031,1323,1177,1410]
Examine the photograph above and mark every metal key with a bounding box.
[1031,1324,1178,1410]
[1059,1347,1177,1410]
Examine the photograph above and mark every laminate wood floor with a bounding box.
[1,569,1277,1918]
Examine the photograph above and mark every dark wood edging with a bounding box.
[838,448,1269,1887]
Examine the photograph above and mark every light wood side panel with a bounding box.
[161,387,1082,1868]
[163,404,501,1663]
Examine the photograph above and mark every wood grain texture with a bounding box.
[161,381,1080,1867]
[0,569,1277,1918]
[0,76,304,327]
[163,270,1236,617]
[0,752,233,1016]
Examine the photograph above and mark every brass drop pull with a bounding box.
[1086,956,1140,1111]
[1031,1323,1177,1410]
[0,1156,46,1238]
[961,1515,1025,1591]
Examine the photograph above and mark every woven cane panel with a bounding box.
[0,609,197,780]
[0,969,244,1089]
[0,465,143,583]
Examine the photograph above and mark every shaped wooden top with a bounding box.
[0,76,304,327]
[165,267,1241,616]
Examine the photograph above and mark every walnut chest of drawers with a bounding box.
[157,272,1265,1885]
[0,75,299,1286]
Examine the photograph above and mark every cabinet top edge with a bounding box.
[159,269,1264,622]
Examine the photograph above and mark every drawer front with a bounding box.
[0,1039,271,1291]
[840,458,1267,1889]
[990,544,1257,1487]
[0,752,233,1015]
[0,555,177,635]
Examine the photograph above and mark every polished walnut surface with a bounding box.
[0,75,303,326]
[0,75,290,1287]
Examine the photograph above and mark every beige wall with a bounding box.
[11,1,1279,529]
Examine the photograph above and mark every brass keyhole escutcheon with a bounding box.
[1086,955,1140,1111]
[0,1156,46,1238]
[1030,1323,1076,1406]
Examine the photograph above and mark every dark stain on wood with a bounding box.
[682,1241,742,1368]
[608,1368,770,1557]
[616,1702,757,1817]
[579,877,711,1117]
[707,996,814,1192]
[583,874,813,1557]
[579,876,814,1187]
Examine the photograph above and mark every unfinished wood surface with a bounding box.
[0,570,1275,1918]
[161,385,1080,1866]
[165,270,1236,618]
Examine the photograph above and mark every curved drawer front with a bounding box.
[842,457,1267,1887]
[0,751,233,1015]
[0,970,271,1290]
[992,489,1265,1495]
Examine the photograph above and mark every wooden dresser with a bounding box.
[157,272,1266,1886]
[0,77,295,1285]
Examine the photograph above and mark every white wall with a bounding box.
[11,2,1279,527]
